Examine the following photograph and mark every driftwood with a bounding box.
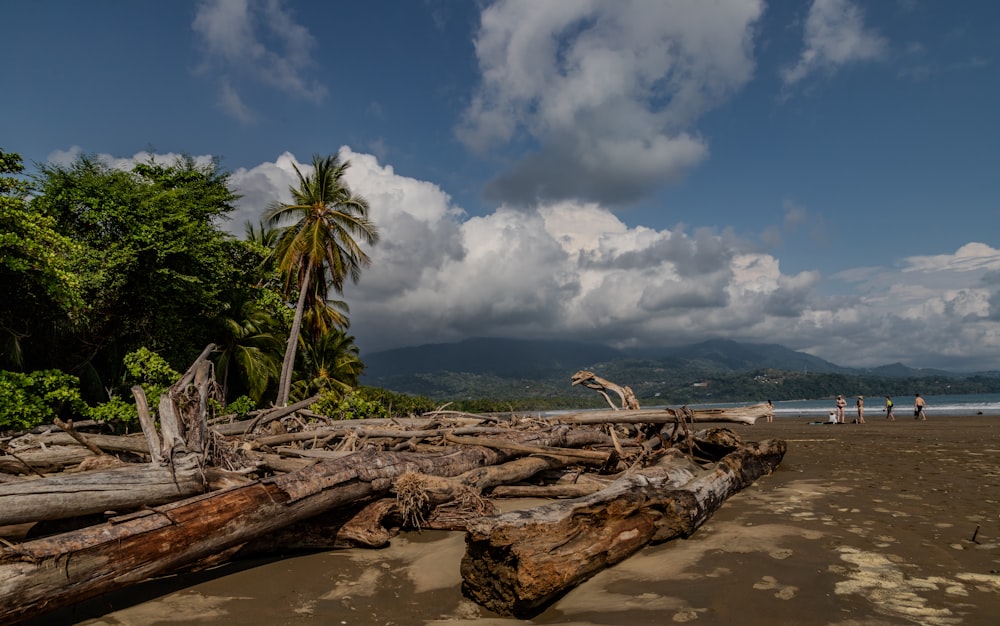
[0,456,204,526]
[546,403,771,426]
[461,436,787,617]
[0,427,610,624]
[0,363,786,625]
[571,370,640,409]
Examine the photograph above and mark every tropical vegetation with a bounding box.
[0,147,389,432]
[264,154,379,406]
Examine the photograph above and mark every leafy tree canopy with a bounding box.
[0,149,84,368]
[18,153,246,398]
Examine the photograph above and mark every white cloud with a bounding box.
[218,78,257,124]
[48,147,1000,371]
[782,0,888,86]
[456,0,764,207]
[192,0,326,122]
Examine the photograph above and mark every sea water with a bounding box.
[687,393,1000,419]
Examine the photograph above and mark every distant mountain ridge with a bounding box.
[360,337,973,399]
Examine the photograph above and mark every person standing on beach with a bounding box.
[835,395,847,423]
[856,396,865,424]
[914,394,927,420]
[885,396,895,421]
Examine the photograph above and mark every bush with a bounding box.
[0,369,89,431]
[314,390,388,420]
[355,386,437,416]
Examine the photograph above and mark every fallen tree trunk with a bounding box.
[0,427,601,625]
[0,447,93,475]
[0,454,205,526]
[22,431,151,456]
[460,438,787,618]
[546,403,771,426]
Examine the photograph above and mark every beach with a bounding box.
[31,415,1000,626]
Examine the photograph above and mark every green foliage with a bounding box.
[224,395,258,416]
[0,369,89,431]
[0,149,84,369]
[290,330,364,402]
[355,386,438,416]
[212,292,282,403]
[20,153,241,398]
[90,348,184,425]
[89,396,139,424]
[313,389,388,420]
[266,154,379,405]
[123,347,180,388]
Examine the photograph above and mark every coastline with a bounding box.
[30,415,1000,626]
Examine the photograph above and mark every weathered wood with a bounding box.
[52,418,103,456]
[0,454,206,526]
[571,370,640,410]
[546,403,771,426]
[490,483,602,498]
[29,432,151,456]
[0,447,92,475]
[215,394,321,436]
[132,385,163,463]
[0,427,600,625]
[460,438,787,618]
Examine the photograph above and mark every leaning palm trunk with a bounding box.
[276,258,314,406]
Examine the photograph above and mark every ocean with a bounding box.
[687,392,1000,419]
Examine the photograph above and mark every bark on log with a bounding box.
[546,404,769,426]
[0,447,93,475]
[460,439,787,618]
[0,427,602,625]
[0,454,206,526]
[26,432,151,456]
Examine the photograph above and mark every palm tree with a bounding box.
[290,329,364,401]
[265,154,379,406]
[213,295,282,403]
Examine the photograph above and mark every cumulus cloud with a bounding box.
[455,0,764,207]
[309,150,1000,370]
[46,146,216,171]
[192,0,326,122]
[782,0,888,86]
[51,146,1000,371]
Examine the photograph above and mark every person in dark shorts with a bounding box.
[884,396,895,422]
[914,394,927,420]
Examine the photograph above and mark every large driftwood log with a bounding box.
[0,427,604,625]
[460,437,787,618]
[0,447,93,475]
[547,403,772,426]
[0,455,205,526]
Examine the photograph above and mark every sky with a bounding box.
[3,0,1000,371]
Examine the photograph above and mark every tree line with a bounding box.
[1,148,383,431]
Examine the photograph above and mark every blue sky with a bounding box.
[3,0,1000,370]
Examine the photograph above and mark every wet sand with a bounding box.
[31,415,1000,626]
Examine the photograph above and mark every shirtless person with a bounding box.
[914,394,927,421]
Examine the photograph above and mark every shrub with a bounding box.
[0,369,89,431]
[314,390,388,420]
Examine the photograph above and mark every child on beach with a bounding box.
[856,396,865,424]
[885,396,895,421]
[914,394,927,420]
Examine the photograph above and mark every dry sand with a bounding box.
[29,415,1000,626]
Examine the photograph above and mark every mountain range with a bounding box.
[359,337,977,400]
